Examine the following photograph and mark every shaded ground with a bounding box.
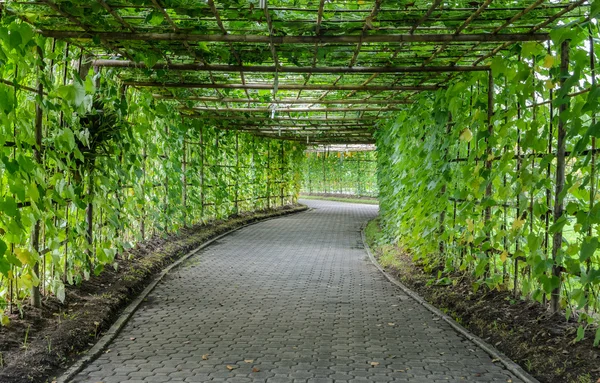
[69,199,521,383]
[0,204,307,383]
[365,218,600,383]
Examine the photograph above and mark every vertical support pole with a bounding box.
[200,126,205,220]
[267,141,271,209]
[544,45,554,306]
[182,130,187,227]
[440,113,452,254]
[235,131,239,213]
[514,56,523,295]
[485,70,494,273]
[280,141,284,206]
[551,40,570,314]
[30,45,44,308]
[86,170,94,273]
[322,149,326,194]
[164,124,169,231]
[586,29,597,312]
[141,144,146,240]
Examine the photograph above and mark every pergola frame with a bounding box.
[0,0,590,143]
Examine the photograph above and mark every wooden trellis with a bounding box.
[0,0,590,144]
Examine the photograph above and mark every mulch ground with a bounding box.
[366,220,600,383]
[0,204,307,383]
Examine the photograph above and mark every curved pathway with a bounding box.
[71,200,522,383]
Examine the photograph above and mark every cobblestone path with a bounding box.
[71,200,522,383]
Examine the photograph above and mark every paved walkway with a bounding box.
[71,200,522,383]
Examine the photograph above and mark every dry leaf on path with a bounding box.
[244,359,254,363]
[252,367,260,372]
[202,354,209,360]
[226,365,235,371]
[370,362,380,367]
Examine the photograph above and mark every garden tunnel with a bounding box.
[0,0,600,338]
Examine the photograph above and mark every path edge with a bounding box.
[57,206,309,383]
[360,221,540,383]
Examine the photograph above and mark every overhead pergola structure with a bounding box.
[0,0,590,144]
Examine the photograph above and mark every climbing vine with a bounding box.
[0,18,304,325]
[376,19,600,343]
[302,150,377,197]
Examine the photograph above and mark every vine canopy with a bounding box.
[1,0,594,144]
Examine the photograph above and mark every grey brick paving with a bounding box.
[71,200,521,383]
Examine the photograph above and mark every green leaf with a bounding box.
[580,236,598,262]
[146,10,165,26]
[549,216,568,234]
[0,196,18,217]
[575,325,585,342]
[594,327,600,347]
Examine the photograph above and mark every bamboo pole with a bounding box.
[30,46,44,308]
[125,81,440,91]
[551,40,570,314]
[41,30,551,43]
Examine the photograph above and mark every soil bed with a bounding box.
[0,204,307,383]
[365,219,600,383]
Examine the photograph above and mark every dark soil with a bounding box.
[301,192,377,200]
[0,204,307,383]
[365,219,600,383]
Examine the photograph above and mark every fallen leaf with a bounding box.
[226,365,235,370]
[491,358,500,363]
[387,323,395,326]
[252,367,260,372]
[202,354,209,360]
[370,361,380,367]
[129,337,136,341]
[244,359,254,363]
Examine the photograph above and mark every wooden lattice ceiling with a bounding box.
[0,0,591,144]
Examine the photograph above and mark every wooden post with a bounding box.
[141,144,146,240]
[280,141,284,206]
[182,133,187,226]
[485,71,494,273]
[86,169,94,273]
[586,30,596,311]
[235,131,239,213]
[514,57,523,296]
[200,125,205,219]
[267,140,271,209]
[164,125,169,231]
[551,40,570,314]
[440,113,452,254]
[30,46,44,308]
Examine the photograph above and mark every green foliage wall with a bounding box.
[301,150,378,197]
[0,20,304,324]
[376,24,600,341]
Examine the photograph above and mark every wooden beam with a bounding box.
[92,60,490,73]
[184,106,402,113]
[155,95,412,105]
[41,31,551,43]
[125,81,440,91]
[182,115,377,122]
